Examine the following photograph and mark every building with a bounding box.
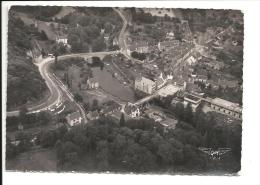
[87,78,99,89]
[124,102,141,118]
[210,98,242,120]
[157,40,180,51]
[186,56,197,66]
[113,37,119,46]
[166,31,175,40]
[134,76,156,95]
[86,111,99,120]
[157,84,181,97]
[194,75,208,83]
[146,110,166,122]
[184,94,202,111]
[66,111,82,126]
[104,33,110,42]
[127,41,149,55]
[56,35,68,45]
[155,72,167,89]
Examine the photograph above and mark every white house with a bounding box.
[87,78,99,89]
[56,35,68,45]
[66,111,82,126]
[135,76,156,95]
[124,103,141,118]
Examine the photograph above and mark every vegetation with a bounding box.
[131,8,157,24]
[58,7,122,53]
[11,6,62,21]
[7,15,47,110]
[6,111,52,132]
[131,51,146,61]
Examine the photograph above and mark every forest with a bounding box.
[7,14,48,110]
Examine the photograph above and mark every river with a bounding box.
[91,67,136,103]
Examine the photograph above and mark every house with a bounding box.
[113,37,119,46]
[87,78,99,89]
[87,110,99,120]
[124,102,141,118]
[166,31,175,40]
[157,40,180,51]
[194,75,208,83]
[210,98,242,120]
[104,33,110,42]
[186,56,197,65]
[204,60,225,70]
[146,110,166,122]
[66,111,82,126]
[100,28,105,35]
[184,94,202,111]
[157,84,181,97]
[56,35,68,45]
[134,76,156,94]
[127,41,149,55]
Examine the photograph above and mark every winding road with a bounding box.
[6,51,119,118]
[6,8,136,119]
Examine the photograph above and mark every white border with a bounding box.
[2,1,260,185]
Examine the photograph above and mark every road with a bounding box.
[113,8,143,64]
[6,51,119,117]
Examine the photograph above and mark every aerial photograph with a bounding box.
[5,6,243,174]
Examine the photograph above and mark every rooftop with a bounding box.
[211,98,242,112]
[67,111,81,121]
[185,94,201,102]
[157,84,181,97]
[136,76,156,86]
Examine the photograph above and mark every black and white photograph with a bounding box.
[2,1,260,185]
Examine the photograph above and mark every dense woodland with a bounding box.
[58,7,122,52]
[7,14,48,110]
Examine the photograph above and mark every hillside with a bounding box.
[7,13,47,111]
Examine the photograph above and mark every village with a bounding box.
[6,6,243,173]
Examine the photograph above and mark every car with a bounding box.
[48,106,55,112]
[48,54,54,58]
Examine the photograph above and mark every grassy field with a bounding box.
[6,148,57,172]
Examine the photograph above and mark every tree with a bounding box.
[74,93,83,102]
[174,102,185,120]
[92,99,99,111]
[119,113,125,127]
[184,103,194,126]
[19,105,28,124]
[40,30,48,40]
[39,131,57,148]
[54,50,59,65]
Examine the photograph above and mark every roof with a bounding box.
[211,98,242,112]
[186,56,196,64]
[88,78,98,84]
[135,76,156,86]
[66,111,81,121]
[129,41,149,51]
[87,111,99,119]
[157,84,181,97]
[159,40,180,47]
[185,94,201,102]
[156,77,165,87]
[124,103,139,115]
